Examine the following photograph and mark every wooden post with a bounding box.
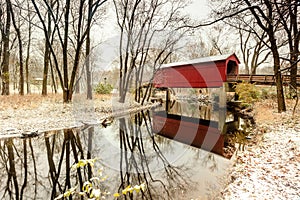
[219,83,227,133]
[166,88,170,112]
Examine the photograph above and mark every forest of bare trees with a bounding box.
[0,0,107,102]
[0,0,299,111]
[209,0,299,112]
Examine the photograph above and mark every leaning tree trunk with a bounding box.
[50,60,57,93]
[290,54,298,95]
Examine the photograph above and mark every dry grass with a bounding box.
[93,93,112,101]
[0,94,56,110]
[0,93,113,110]
[254,98,300,124]
[254,99,279,123]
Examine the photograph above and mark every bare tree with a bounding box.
[31,0,107,102]
[238,24,271,75]
[207,25,231,55]
[185,37,208,59]
[206,0,287,112]
[242,0,287,112]
[86,0,93,100]
[113,0,190,103]
[25,0,35,94]
[9,0,25,95]
[273,0,299,96]
[41,0,55,96]
[210,1,273,75]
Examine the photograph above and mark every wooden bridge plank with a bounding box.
[227,74,300,86]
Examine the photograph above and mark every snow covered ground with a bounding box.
[221,100,300,199]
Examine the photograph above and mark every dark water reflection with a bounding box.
[0,110,232,200]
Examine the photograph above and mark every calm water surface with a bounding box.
[0,103,233,200]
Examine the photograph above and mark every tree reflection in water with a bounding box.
[0,129,98,199]
[0,110,231,200]
[117,111,191,200]
[0,138,38,200]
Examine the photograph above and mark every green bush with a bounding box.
[234,82,260,105]
[94,83,113,94]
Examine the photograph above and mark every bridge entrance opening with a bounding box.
[227,60,238,75]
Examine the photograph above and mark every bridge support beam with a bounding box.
[219,83,227,133]
[166,89,170,111]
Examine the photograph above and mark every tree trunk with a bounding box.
[42,46,50,96]
[269,26,286,112]
[288,0,299,97]
[63,89,72,103]
[290,54,298,95]
[271,41,286,112]
[25,30,31,94]
[42,5,52,96]
[9,0,24,95]
[25,0,32,94]
[243,0,286,112]
[62,0,71,102]
[50,59,57,93]
[1,1,11,95]
[86,0,93,100]
[86,46,93,99]
[119,92,126,103]
[251,66,257,75]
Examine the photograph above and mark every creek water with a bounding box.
[0,101,244,200]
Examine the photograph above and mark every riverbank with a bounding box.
[220,99,300,199]
[0,94,158,138]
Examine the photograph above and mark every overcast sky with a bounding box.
[91,0,212,71]
[186,0,210,20]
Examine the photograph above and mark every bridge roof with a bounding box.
[161,53,240,69]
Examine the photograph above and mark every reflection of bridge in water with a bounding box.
[153,110,225,155]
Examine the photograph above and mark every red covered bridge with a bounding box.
[151,54,241,156]
[153,53,240,88]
